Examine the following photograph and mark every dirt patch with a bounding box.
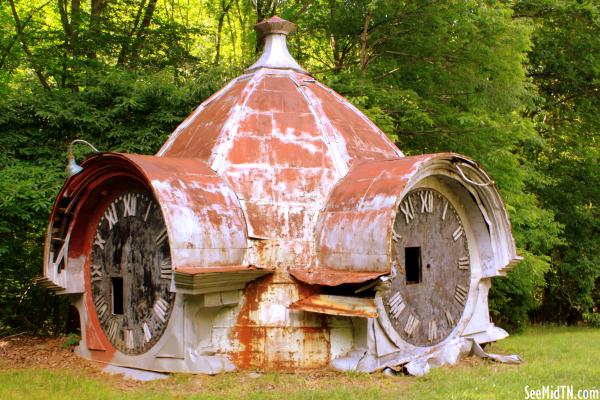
[0,335,87,370]
[0,335,494,396]
[0,335,146,390]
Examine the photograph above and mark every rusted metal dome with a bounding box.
[41,16,521,375]
[158,16,402,243]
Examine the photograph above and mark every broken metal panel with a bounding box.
[242,202,322,241]
[289,294,378,318]
[289,268,385,286]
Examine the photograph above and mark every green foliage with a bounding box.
[62,333,80,348]
[0,0,596,334]
[0,67,230,335]
[516,0,600,323]
[583,313,600,328]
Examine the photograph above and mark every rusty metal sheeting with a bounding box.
[289,268,385,286]
[313,155,434,280]
[44,152,248,282]
[307,153,520,286]
[289,294,378,318]
[114,153,247,270]
[158,68,402,171]
[155,62,406,255]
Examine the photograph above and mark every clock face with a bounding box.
[382,188,471,346]
[89,189,174,354]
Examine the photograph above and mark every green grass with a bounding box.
[1,326,598,399]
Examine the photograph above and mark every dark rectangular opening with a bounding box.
[405,247,422,284]
[112,277,124,315]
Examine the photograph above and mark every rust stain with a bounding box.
[229,275,273,370]
[162,78,250,160]
[313,155,440,277]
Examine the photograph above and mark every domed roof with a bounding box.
[156,16,403,241]
[157,17,402,175]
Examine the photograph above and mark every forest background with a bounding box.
[0,0,598,335]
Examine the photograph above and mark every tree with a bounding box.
[514,0,600,323]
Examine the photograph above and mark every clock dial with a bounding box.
[89,189,174,354]
[383,188,471,346]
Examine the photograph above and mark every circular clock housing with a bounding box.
[382,188,471,346]
[89,187,174,355]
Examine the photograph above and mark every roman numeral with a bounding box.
[442,201,449,221]
[144,203,152,222]
[404,314,419,336]
[105,203,118,229]
[458,256,470,270]
[419,190,433,213]
[107,318,119,342]
[90,264,103,282]
[452,226,464,241]
[445,310,455,327]
[93,232,105,250]
[122,194,137,217]
[160,257,172,280]
[143,322,152,343]
[428,320,438,342]
[400,197,415,224]
[388,292,406,320]
[455,284,468,306]
[392,229,401,242]
[147,316,159,332]
[125,329,134,350]
[155,228,168,246]
[94,294,108,321]
[153,297,169,323]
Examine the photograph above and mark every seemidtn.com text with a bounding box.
[525,386,600,400]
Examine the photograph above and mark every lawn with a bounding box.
[0,326,598,399]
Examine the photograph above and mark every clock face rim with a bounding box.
[376,182,479,350]
[84,181,175,355]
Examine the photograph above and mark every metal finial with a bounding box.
[245,16,307,74]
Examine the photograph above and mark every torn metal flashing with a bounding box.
[289,294,378,318]
[289,268,385,286]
